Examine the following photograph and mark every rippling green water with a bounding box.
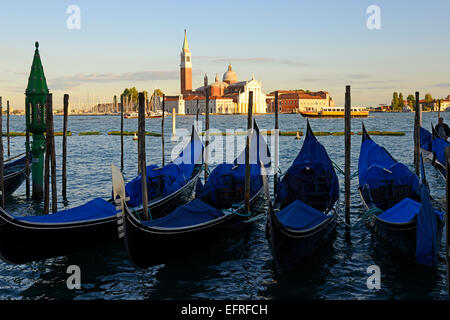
[1,112,449,300]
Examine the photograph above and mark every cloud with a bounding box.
[196,56,307,66]
[434,83,450,88]
[347,73,370,80]
[48,70,179,90]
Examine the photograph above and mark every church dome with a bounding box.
[223,64,238,84]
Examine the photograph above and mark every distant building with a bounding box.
[168,30,268,114]
[266,90,334,113]
[419,97,450,111]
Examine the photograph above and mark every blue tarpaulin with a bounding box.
[143,199,224,228]
[125,164,188,207]
[420,127,432,151]
[432,136,450,168]
[276,199,330,230]
[358,137,420,196]
[377,197,443,224]
[199,120,267,207]
[125,130,204,207]
[276,124,339,207]
[199,163,262,205]
[15,198,116,223]
[416,182,442,267]
[416,155,443,267]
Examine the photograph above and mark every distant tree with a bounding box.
[142,90,149,101]
[407,94,415,109]
[423,93,434,111]
[392,92,402,111]
[153,89,164,97]
[399,93,404,106]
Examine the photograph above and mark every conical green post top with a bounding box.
[25,41,49,133]
[26,42,49,95]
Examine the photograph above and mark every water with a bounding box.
[1,112,449,300]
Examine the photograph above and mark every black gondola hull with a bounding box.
[122,189,264,269]
[266,210,337,273]
[4,169,26,197]
[0,169,201,264]
[3,155,27,197]
[360,192,444,256]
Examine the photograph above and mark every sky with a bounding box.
[0,0,449,110]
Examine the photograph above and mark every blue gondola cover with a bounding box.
[277,125,339,206]
[199,163,262,204]
[358,138,420,195]
[276,199,329,230]
[431,136,450,167]
[143,199,224,228]
[15,198,116,223]
[125,164,188,207]
[126,132,203,207]
[377,197,443,224]
[420,127,432,152]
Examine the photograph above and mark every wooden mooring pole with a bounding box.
[274,91,279,195]
[44,93,58,214]
[0,97,4,209]
[6,100,10,158]
[204,75,210,181]
[172,108,176,139]
[162,94,165,167]
[245,91,253,215]
[26,123,30,199]
[62,94,69,200]
[438,99,441,121]
[445,146,450,295]
[120,95,124,171]
[49,95,57,213]
[414,91,421,177]
[138,92,149,220]
[344,85,351,226]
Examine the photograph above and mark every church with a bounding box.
[165,31,268,115]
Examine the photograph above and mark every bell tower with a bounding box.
[180,29,192,94]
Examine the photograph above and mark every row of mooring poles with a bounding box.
[43,93,70,212]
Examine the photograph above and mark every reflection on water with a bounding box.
[0,112,449,300]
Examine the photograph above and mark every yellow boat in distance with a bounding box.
[298,106,369,118]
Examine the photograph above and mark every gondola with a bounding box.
[264,121,339,273]
[0,126,203,264]
[358,124,443,265]
[115,120,270,269]
[3,153,27,197]
[420,125,449,179]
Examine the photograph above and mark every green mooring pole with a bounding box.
[25,42,49,201]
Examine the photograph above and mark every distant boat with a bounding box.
[298,107,369,118]
[147,110,163,119]
[125,112,138,119]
